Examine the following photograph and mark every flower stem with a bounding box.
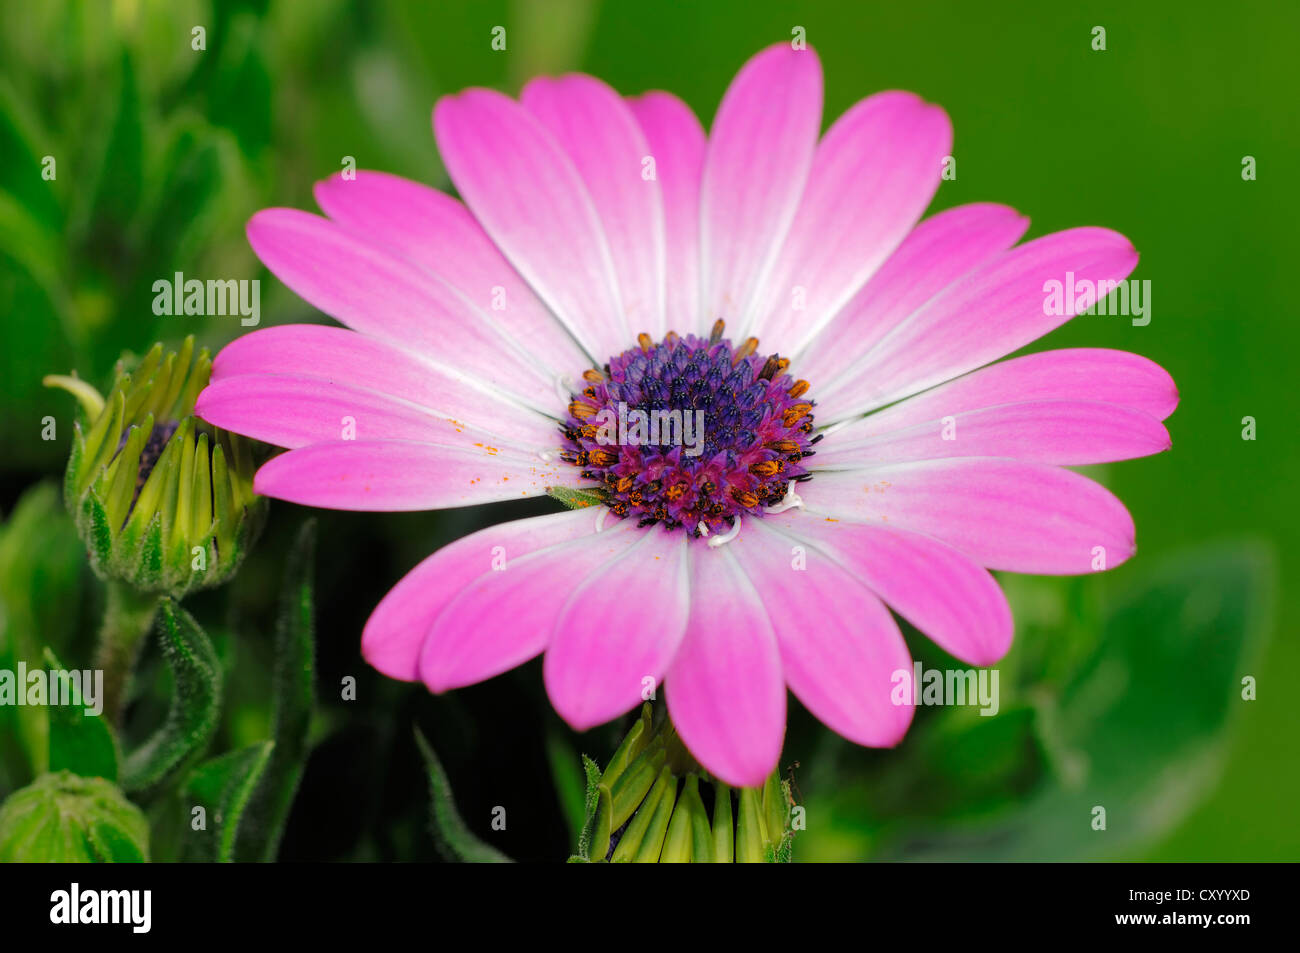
[94,580,161,724]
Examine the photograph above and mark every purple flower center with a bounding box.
[560,320,818,538]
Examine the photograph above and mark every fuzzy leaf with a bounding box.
[182,742,273,863]
[229,519,317,862]
[414,727,512,863]
[44,647,119,782]
[122,599,221,793]
[546,485,607,510]
[575,753,603,859]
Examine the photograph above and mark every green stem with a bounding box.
[94,579,161,725]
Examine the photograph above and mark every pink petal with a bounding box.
[817,226,1139,420]
[544,525,690,731]
[362,509,601,680]
[799,203,1029,389]
[701,43,822,333]
[772,514,1012,666]
[312,171,586,376]
[820,347,1179,437]
[731,520,912,750]
[246,208,556,409]
[666,544,786,787]
[252,440,585,512]
[810,399,1171,468]
[207,324,560,448]
[420,519,640,692]
[434,88,627,361]
[751,91,952,353]
[809,459,1136,574]
[628,92,706,336]
[198,374,549,455]
[523,75,666,340]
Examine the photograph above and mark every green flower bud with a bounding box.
[711,781,734,863]
[735,786,767,863]
[581,705,796,863]
[659,782,695,863]
[610,765,673,863]
[681,775,714,863]
[45,337,265,598]
[0,771,149,862]
[762,769,788,852]
[588,783,613,863]
[632,769,678,862]
[598,702,652,791]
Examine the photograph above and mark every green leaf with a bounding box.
[545,724,587,845]
[0,483,85,786]
[84,50,143,232]
[122,598,221,793]
[229,519,316,862]
[546,485,607,510]
[574,753,603,860]
[44,647,120,782]
[0,79,62,229]
[0,771,148,862]
[138,118,242,273]
[414,727,512,863]
[181,741,273,863]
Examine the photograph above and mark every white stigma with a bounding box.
[554,374,576,403]
[764,480,804,514]
[595,506,611,532]
[707,516,742,548]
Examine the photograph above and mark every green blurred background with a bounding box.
[1,0,1295,861]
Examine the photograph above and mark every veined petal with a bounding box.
[313,170,587,376]
[523,75,666,341]
[666,543,786,787]
[809,459,1136,575]
[198,374,555,456]
[246,208,557,408]
[628,91,706,336]
[421,518,640,692]
[545,525,690,731]
[701,43,822,336]
[799,202,1029,389]
[818,347,1180,439]
[816,226,1139,419]
[252,440,586,512]
[767,514,1013,666]
[751,91,952,353]
[732,519,914,748]
[810,399,1170,468]
[363,509,601,680]
[207,324,561,448]
[434,88,627,361]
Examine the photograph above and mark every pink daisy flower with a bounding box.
[197,43,1177,787]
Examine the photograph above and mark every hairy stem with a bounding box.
[93,580,161,725]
